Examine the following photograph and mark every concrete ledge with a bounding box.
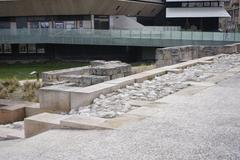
[61,116,112,130]
[166,68,183,74]
[0,105,25,125]
[70,83,120,109]
[24,113,69,138]
[39,85,77,112]
[104,77,135,88]
[197,61,214,65]
[0,127,24,140]
[25,103,60,117]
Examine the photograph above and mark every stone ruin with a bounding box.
[156,43,240,67]
[42,60,132,87]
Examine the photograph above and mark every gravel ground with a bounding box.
[69,54,240,118]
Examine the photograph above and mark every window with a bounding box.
[189,2,196,7]
[4,44,11,53]
[37,48,45,54]
[211,2,219,7]
[0,44,3,53]
[40,22,50,28]
[204,2,210,7]
[182,2,188,7]
[55,21,64,29]
[28,44,36,53]
[30,22,39,29]
[19,44,28,53]
[65,21,75,29]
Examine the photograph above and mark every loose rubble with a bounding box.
[70,54,240,118]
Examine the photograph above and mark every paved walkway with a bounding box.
[0,73,240,160]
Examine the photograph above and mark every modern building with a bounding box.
[220,0,239,32]
[0,0,231,61]
[139,0,231,31]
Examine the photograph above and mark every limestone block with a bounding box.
[42,66,92,82]
[124,71,132,77]
[223,44,238,54]
[25,103,58,117]
[0,106,25,125]
[39,85,76,112]
[166,68,183,74]
[234,43,240,53]
[163,52,172,60]
[127,72,156,83]
[111,73,124,80]
[70,83,120,109]
[24,113,69,138]
[91,75,110,85]
[105,77,135,88]
[80,76,92,87]
[90,60,106,66]
[60,116,112,130]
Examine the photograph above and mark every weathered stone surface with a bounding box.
[70,54,240,118]
[39,85,76,112]
[24,113,69,138]
[70,83,120,109]
[60,116,112,130]
[156,44,239,68]
[42,66,92,82]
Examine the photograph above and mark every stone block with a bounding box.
[127,72,156,83]
[39,85,76,112]
[42,66,92,82]
[0,105,25,125]
[25,103,58,117]
[0,127,24,140]
[60,116,112,130]
[24,113,69,138]
[223,44,238,54]
[70,83,120,109]
[105,77,135,88]
[234,43,240,53]
[166,68,183,74]
[91,75,110,85]
[90,60,106,66]
[111,73,124,80]
[124,71,132,77]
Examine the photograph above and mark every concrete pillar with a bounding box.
[91,15,95,29]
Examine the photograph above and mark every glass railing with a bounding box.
[0,29,239,46]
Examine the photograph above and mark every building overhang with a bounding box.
[0,0,164,17]
[166,0,229,2]
[166,7,231,18]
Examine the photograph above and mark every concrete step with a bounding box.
[0,127,24,140]
[24,113,69,138]
[60,116,112,130]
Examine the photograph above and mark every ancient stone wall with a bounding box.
[156,43,240,67]
[41,60,131,87]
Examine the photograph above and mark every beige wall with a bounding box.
[0,0,163,17]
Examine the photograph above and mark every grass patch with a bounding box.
[0,61,89,80]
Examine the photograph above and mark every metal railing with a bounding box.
[0,29,239,47]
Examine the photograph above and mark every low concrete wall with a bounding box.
[156,43,240,67]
